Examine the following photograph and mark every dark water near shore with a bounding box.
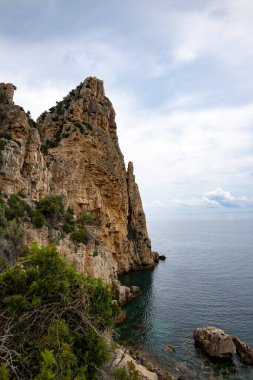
[118,215,253,379]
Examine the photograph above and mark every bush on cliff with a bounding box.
[37,194,65,225]
[70,227,89,244]
[76,212,93,226]
[0,193,25,268]
[0,243,116,379]
[5,194,31,221]
[113,361,140,380]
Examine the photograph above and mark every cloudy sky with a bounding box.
[1,0,253,217]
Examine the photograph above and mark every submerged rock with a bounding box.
[194,326,236,358]
[163,343,176,352]
[233,337,253,365]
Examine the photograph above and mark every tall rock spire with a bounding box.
[0,78,156,279]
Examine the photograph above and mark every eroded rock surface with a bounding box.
[233,337,253,365]
[0,78,156,280]
[194,326,236,358]
[112,348,158,380]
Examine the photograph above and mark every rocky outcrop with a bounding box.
[116,283,141,306]
[194,326,236,358]
[232,337,253,365]
[152,251,160,263]
[194,326,253,366]
[111,348,158,380]
[0,83,50,199]
[0,78,156,281]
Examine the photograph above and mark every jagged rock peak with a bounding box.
[82,76,105,98]
[0,78,156,280]
[37,76,117,149]
[0,83,16,104]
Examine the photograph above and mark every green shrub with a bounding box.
[34,350,56,380]
[85,123,93,131]
[76,212,93,226]
[0,204,7,228]
[70,227,89,244]
[54,125,63,144]
[64,208,74,224]
[3,219,24,248]
[74,121,85,134]
[0,219,25,266]
[0,257,7,273]
[5,194,31,220]
[0,106,7,120]
[37,195,64,225]
[0,244,114,379]
[40,111,47,121]
[0,363,10,380]
[127,225,139,241]
[0,139,6,151]
[0,193,26,266]
[0,131,11,140]
[32,210,46,228]
[0,91,8,103]
[113,361,140,380]
[62,222,74,234]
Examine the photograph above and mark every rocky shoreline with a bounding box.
[112,324,253,380]
[98,344,178,380]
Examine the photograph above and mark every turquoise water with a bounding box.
[118,216,253,379]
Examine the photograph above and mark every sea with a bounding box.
[118,213,253,380]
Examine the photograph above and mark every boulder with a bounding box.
[116,284,141,305]
[113,310,126,325]
[232,337,253,365]
[130,285,141,295]
[159,255,166,260]
[117,285,131,305]
[194,326,236,358]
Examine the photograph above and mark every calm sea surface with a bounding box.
[118,215,253,380]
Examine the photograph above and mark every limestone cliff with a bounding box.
[0,78,156,281]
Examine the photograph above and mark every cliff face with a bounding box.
[0,78,155,280]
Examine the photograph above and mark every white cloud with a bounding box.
[1,0,253,215]
[150,200,165,208]
[115,97,253,189]
[0,35,130,118]
[150,0,253,79]
[175,188,253,208]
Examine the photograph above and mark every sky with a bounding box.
[0,0,253,218]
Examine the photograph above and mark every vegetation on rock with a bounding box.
[36,194,65,226]
[112,361,140,380]
[0,243,117,379]
[0,192,27,270]
[0,190,96,270]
